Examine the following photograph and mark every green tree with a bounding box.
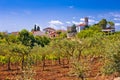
[50,40,64,65]
[13,44,31,70]
[59,32,67,39]
[1,34,20,70]
[37,26,40,31]
[55,39,79,66]
[108,21,115,29]
[89,25,102,31]
[0,32,5,39]
[35,36,50,47]
[34,45,51,70]
[18,29,35,48]
[99,19,107,29]
[34,24,37,31]
[7,34,19,43]
[102,36,120,75]
[77,24,103,39]
[71,24,77,33]
[56,30,67,39]
[0,43,17,70]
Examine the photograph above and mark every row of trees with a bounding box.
[0,18,119,80]
[31,24,40,31]
[32,31,120,80]
[0,29,50,70]
[98,19,115,29]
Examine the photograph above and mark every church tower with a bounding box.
[84,17,88,26]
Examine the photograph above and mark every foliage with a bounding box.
[68,24,77,33]
[77,25,103,39]
[56,30,67,39]
[18,29,35,47]
[37,26,40,31]
[0,32,5,39]
[99,19,107,29]
[0,20,119,79]
[59,32,67,38]
[12,43,31,69]
[34,24,37,31]
[93,19,115,29]
[35,36,50,47]
[0,43,18,70]
[107,21,115,29]
[71,24,77,33]
[102,37,120,75]
[70,60,88,80]
[6,34,19,43]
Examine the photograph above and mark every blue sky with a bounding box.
[0,0,120,32]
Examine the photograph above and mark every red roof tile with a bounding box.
[77,23,86,27]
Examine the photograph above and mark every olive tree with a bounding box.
[13,44,31,70]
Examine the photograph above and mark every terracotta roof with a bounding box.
[77,23,86,27]
[11,32,19,35]
[50,32,56,35]
[32,31,40,33]
[32,31,47,36]
[43,27,56,31]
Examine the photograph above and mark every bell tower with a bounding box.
[84,17,88,26]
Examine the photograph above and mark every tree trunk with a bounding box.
[67,57,69,64]
[78,51,81,61]
[8,57,11,70]
[35,58,38,66]
[78,76,84,80]
[62,59,65,67]
[42,56,45,71]
[22,55,24,70]
[81,77,84,80]
[58,57,61,65]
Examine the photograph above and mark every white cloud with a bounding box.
[110,12,120,17]
[97,12,113,19]
[89,19,98,25]
[80,18,84,22]
[97,15,104,18]
[115,23,120,26]
[80,18,98,25]
[66,21,71,24]
[89,19,98,23]
[88,16,95,19]
[49,20,63,25]
[71,17,98,25]
[72,21,82,25]
[48,20,63,29]
[114,18,120,21]
[72,21,79,25]
[48,24,57,29]
[60,26,66,30]
[114,14,120,17]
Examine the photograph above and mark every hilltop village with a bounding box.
[0,17,116,39]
